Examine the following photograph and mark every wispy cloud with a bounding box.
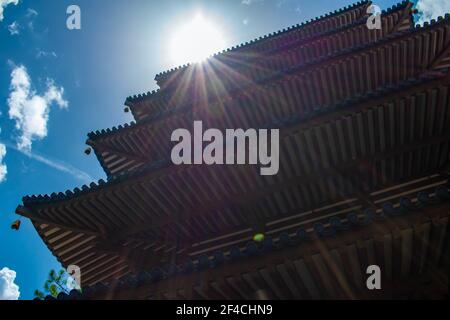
[276,0,303,11]
[25,7,37,18]
[2,140,94,183]
[241,0,264,5]
[0,144,7,183]
[36,50,57,59]
[415,0,450,25]
[277,0,285,7]
[8,64,68,151]
[0,0,19,22]
[0,267,20,300]
[7,20,19,34]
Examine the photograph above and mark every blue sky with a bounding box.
[0,0,445,300]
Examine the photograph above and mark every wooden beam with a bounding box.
[86,139,149,165]
[87,17,446,168]
[16,206,101,236]
[109,133,450,242]
[81,205,450,299]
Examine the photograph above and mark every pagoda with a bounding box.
[17,0,450,300]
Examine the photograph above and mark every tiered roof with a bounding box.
[17,1,450,295]
[151,0,409,92]
[88,2,424,178]
[39,184,450,299]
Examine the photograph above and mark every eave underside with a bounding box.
[19,169,450,286]
[18,71,450,286]
[89,16,448,178]
[84,204,450,300]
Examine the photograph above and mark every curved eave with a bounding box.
[18,159,171,207]
[88,67,450,179]
[29,219,131,287]
[19,70,450,210]
[62,188,450,299]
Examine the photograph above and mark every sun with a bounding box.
[169,13,226,66]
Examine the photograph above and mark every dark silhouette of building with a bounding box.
[18,0,450,299]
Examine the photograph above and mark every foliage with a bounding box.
[33,269,79,299]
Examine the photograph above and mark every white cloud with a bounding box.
[8,65,68,151]
[243,18,249,25]
[0,267,20,300]
[19,146,93,182]
[416,0,450,25]
[7,20,19,34]
[26,8,37,17]
[0,144,6,183]
[0,0,19,22]
[2,140,94,183]
[36,50,57,59]
[277,0,285,8]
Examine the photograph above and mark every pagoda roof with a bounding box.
[17,0,450,291]
[17,70,450,285]
[35,185,450,297]
[87,15,450,178]
[150,0,378,89]
[125,1,413,122]
[97,15,436,141]
[27,69,450,205]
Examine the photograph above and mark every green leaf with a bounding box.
[49,269,57,280]
[34,290,45,299]
[49,284,59,297]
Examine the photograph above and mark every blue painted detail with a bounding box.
[436,186,450,200]
[246,242,259,256]
[213,251,226,265]
[230,247,241,260]
[296,228,310,241]
[165,264,179,277]
[261,236,274,251]
[150,267,164,281]
[197,255,211,270]
[314,222,336,237]
[382,202,402,216]
[330,216,350,231]
[278,232,291,246]
[181,260,195,274]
